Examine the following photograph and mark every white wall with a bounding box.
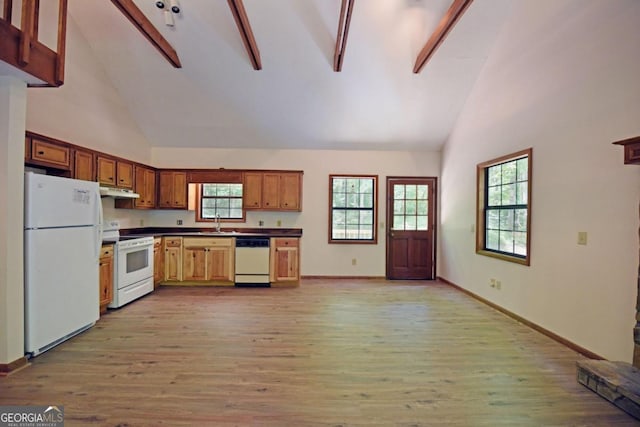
[151,148,440,276]
[25,16,151,163]
[0,77,27,365]
[439,0,640,362]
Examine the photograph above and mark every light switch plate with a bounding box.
[577,231,587,245]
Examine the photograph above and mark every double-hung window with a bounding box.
[329,175,378,243]
[196,183,244,222]
[476,148,532,265]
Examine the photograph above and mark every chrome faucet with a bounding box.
[215,213,221,232]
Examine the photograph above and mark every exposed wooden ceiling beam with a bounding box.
[334,0,355,72]
[227,0,262,70]
[413,0,473,74]
[110,0,181,68]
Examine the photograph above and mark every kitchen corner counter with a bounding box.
[120,227,303,239]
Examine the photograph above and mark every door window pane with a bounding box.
[391,183,429,231]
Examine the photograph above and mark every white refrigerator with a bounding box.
[24,172,102,356]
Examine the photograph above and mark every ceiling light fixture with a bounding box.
[155,0,180,27]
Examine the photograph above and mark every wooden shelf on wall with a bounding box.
[613,136,640,165]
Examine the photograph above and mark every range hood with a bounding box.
[99,186,140,199]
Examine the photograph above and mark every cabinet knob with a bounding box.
[37,151,44,155]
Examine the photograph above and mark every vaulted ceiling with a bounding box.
[68,0,512,151]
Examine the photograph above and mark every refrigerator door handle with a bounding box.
[95,190,104,260]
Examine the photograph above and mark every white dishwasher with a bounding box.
[235,237,271,286]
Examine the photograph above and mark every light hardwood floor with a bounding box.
[1,279,637,426]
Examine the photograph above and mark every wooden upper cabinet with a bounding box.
[116,161,133,189]
[29,137,71,170]
[262,173,281,209]
[158,171,188,209]
[97,156,117,186]
[115,165,156,210]
[24,136,31,161]
[279,172,301,210]
[97,156,133,189]
[244,171,303,211]
[142,168,156,207]
[73,149,94,181]
[243,172,263,209]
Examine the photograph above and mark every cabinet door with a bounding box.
[206,246,234,281]
[31,138,71,170]
[74,150,94,181]
[243,172,263,209]
[183,247,207,281]
[117,161,134,189]
[158,172,173,208]
[262,173,280,209]
[270,238,300,283]
[158,171,187,209]
[97,157,117,186]
[153,238,163,287]
[132,166,155,208]
[172,172,187,208]
[144,168,156,207]
[99,245,114,312]
[279,172,301,210]
[164,238,183,281]
[133,166,148,208]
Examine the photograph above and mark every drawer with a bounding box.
[183,237,233,248]
[100,244,114,258]
[164,237,183,248]
[273,238,299,248]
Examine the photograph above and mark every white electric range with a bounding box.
[102,221,154,308]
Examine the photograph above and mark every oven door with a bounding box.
[117,241,154,289]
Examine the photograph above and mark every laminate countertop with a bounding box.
[120,227,303,239]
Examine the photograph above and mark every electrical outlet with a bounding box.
[352,258,357,266]
[139,219,144,227]
[490,278,496,288]
[496,280,502,290]
[577,231,588,245]
[276,220,282,227]
[470,223,475,233]
[258,220,264,226]
[177,219,183,225]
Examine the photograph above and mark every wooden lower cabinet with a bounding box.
[99,245,114,313]
[164,237,183,282]
[270,238,300,286]
[153,237,164,287]
[183,238,235,283]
